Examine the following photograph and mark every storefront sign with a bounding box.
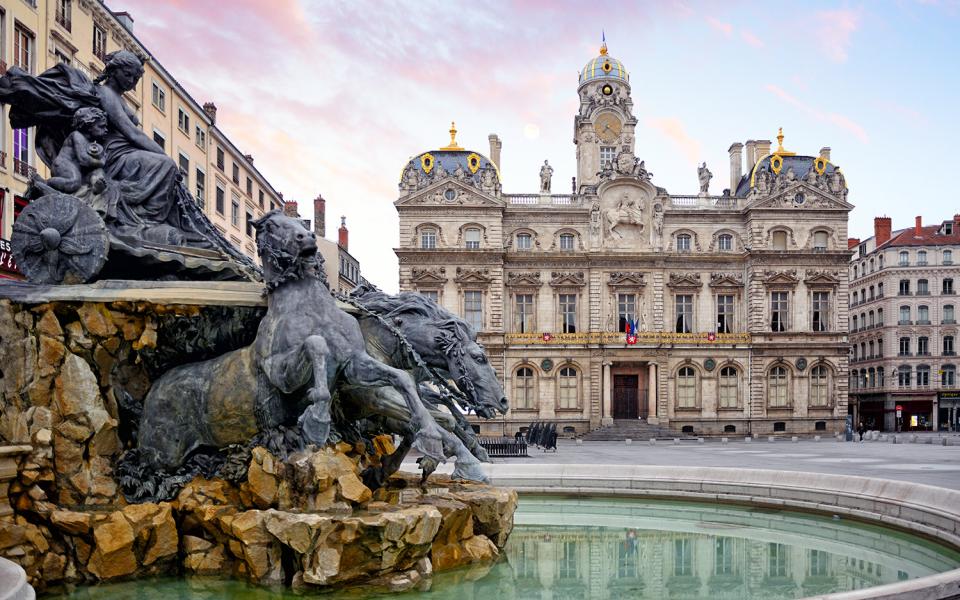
[939,391,960,400]
[0,238,21,278]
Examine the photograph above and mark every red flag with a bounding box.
[542,333,552,342]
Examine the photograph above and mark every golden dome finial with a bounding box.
[599,30,608,55]
[440,121,464,151]
[776,127,785,153]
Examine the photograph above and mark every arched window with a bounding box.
[869,259,875,272]
[420,227,437,249]
[918,250,928,265]
[677,234,692,252]
[899,251,909,266]
[869,285,875,300]
[514,367,535,410]
[676,366,697,408]
[718,234,733,251]
[944,305,955,324]
[516,232,532,250]
[899,306,911,324]
[878,367,885,387]
[559,233,575,251]
[918,305,929,324]
[877,308,884,325]
[945,335,955,355]
[852,315,858,330]
[868,311,875,327]
[943,365,957,388]
[897,366,911,387]
[918,279,929,295]
[558,366,578,409]
[878,282,884,297]
[852,291,859,305]
[719,366,738,409]
[853,265,859,279]
[944,250,954,265]
[810,365,829,406]
[464,227,481,249]
[868,367,876,388]
[813,231,828,250]
[768,366,789,407]
[772,230,788,250]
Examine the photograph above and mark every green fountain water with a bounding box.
[52,496,960,599]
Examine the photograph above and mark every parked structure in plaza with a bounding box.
[848,215,960,432]
[0,0,283,262]
[394,42,853,437]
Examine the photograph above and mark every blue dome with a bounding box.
[579,45,629,85]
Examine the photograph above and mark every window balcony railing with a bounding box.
[898,320,913,325]
[13,158,36,178]
[917,319,931,325]
[943,319,956,325]
[899,291,912,296]
[55,10,71,32]
[943,290,955,295]
[0,150,6,169]
[917,291,931,296]
[898,352,912,357]
[918,261,928,266]
[917,351,931,357]
[944,351,957,356]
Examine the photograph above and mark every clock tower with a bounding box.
[574,41,636,190]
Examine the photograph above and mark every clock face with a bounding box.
[595,114,622,143]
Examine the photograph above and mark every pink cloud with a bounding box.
[764,84,869,143]
[645,117,702,165]
[814,9,861,62]
[740,29,764,48]
[706,16,734,36]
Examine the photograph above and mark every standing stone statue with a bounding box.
[698,162,713,194]
[539,159,553,193]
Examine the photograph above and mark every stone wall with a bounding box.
[0,290,516,592]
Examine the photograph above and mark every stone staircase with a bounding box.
[580,419,684,441]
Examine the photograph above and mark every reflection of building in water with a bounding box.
[503,527,909,599]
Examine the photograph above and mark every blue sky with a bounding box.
[115,0,960,290]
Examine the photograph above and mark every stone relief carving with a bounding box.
[608,272,646,286]
[549,271,586,287]
[666,273,703,288]
[400,160,501,197]
[454,267,493,284]
[598,149,652,183]
[652,203,664,250]
[603,192,644,240]
[709,272,744,287]
[506,271,542,287]
[410,266,447,284]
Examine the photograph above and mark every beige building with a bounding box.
[848,215,960,432]
[395,43,853,437]
[0,0,283,262]
[283,195,363,293]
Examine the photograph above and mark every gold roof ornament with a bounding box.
[774,127,796,156]
[599,41,608,55]
[440,121,464,151]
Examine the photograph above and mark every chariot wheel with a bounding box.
[11,193,109,284]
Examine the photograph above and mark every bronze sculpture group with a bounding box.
[0,53,507,502]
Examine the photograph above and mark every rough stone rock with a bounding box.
[302,545,341,585]
[247,447,278,509]
[65,321,93,351]
[432,534,498,571]
[76,303,117,338]
[37,310,63,338]
[132,319,157,351]
[182,535,213,554]
[88,512,137,579]
[184,544,227,574]
[143,504,178,566]
[231,511,272,546]
[38,336,66,377]
[307,448,357,491]
[54,353,109,432]
[50,510,91,535]
[264,511,334,554]
[337,473,372,504]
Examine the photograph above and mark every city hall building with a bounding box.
[394,43,853,437]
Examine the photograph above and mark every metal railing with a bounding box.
[478,437,528,457]
[55,5,71,31]
[13,158,35,178]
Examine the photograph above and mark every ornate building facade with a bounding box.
[0,0,284,262]
[395,43,853,437]
[848,215,960,432]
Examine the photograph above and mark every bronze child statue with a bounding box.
[36,106,109,196]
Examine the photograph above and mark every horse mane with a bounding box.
[350,286,476,342]
[252,211,326,294]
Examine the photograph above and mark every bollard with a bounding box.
[674,438,680,445]
[768,436,776,443]
[698,437,705,444]
[910,434,918,443]
[649,438,656,446]
[575,438,583,446]
[892,435,899,444]
[942,438,949,446]
[814,435,821,442]
[745,436,752,443]
[791,436,799,443]
[721,437,728,444]
[625,438,632,445]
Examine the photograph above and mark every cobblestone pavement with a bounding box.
[406,432,960,489]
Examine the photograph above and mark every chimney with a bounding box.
[954,214,960,228]
[113,11,134,32]
[728,142,743,193]
[848,237,860,249]
[488,134,502,171]
[874,216,892,246]
[202,102,217,125]
[313,195,326,238]
[283,201,299,218]
[338,216,348,251]
[244,153,254,165]
[744,140,757,173]
[915,216,922,236]
[819,147,831,161]
[755,139,772,160]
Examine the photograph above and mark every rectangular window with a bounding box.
[13,128,30,172]
[93,23,107,61]
[899,279,910,295]
[917,336,929,355]
[599,146,616,168]
[464,228,481,249]
[917,368,930,387]
[195,125,205,148]
[917,279,929,295]
[899,337,910,356]
[516,233,532,250]
[768,543,789,578]
[258,189,265,209]
[772,231,787,250]
[14,25,32,72]
[178,153,189,186]
[559,233,575,251]
[195,169,205,206]
[770,292,789,332]
[420,229,436,249]
[898,368,911,387]
[946,336,955,355]
[177,108,189,133]
[464,291,483,331]
[809,550,830,577]
[618,293,636,332]
[232,162,240,184]
[56,0,72,31]
[559,541,578,580]
[216,147,225,170]
[674,539,693,577]
[230,196,240,227]
[558,369,578,409]
[515,294,534,333]
[246,176,253,197]
[420,290,438,303]
[719,369,738,408]
[918,305,929,323]
[245,211,254,237]
[944,279,955,294]
[215,185,225,215]
[715,538,735,576]
[54,48,71,64]
[559,294,577,333]
[813,231,828,250]
[152,131,165,150]
[812,291,829,332]
[676,234,691,252]
[675,294,693,333]
[716,294,734,334]
[151,82,166,112]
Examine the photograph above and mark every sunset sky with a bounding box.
[111,0,960,291]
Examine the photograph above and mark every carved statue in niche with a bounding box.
[402,163,421,190]
[829,169,847,197]
[785,166,797,182]
[652,203,664,249]
[755,168,770,194]
[434,160,448,180]
[697,162,712,194]
[539,159,553,193]
[454,162,467,181]
[590,201,601,239]
[604,192,644,240]
[479,164,498,194]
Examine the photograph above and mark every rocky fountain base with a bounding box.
[0,284,517,594]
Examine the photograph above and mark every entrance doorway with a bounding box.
[613,371,648,419]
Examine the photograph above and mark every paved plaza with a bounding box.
[408,433,960,490]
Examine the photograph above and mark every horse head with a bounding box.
[434,318,508,418]
[251,210,325,292]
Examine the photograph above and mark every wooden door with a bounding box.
[613,375,639,419]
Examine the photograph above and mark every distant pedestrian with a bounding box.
[857,421,866,442]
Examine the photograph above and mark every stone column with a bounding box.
[647,362,658,423]
[602,363,613,425]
